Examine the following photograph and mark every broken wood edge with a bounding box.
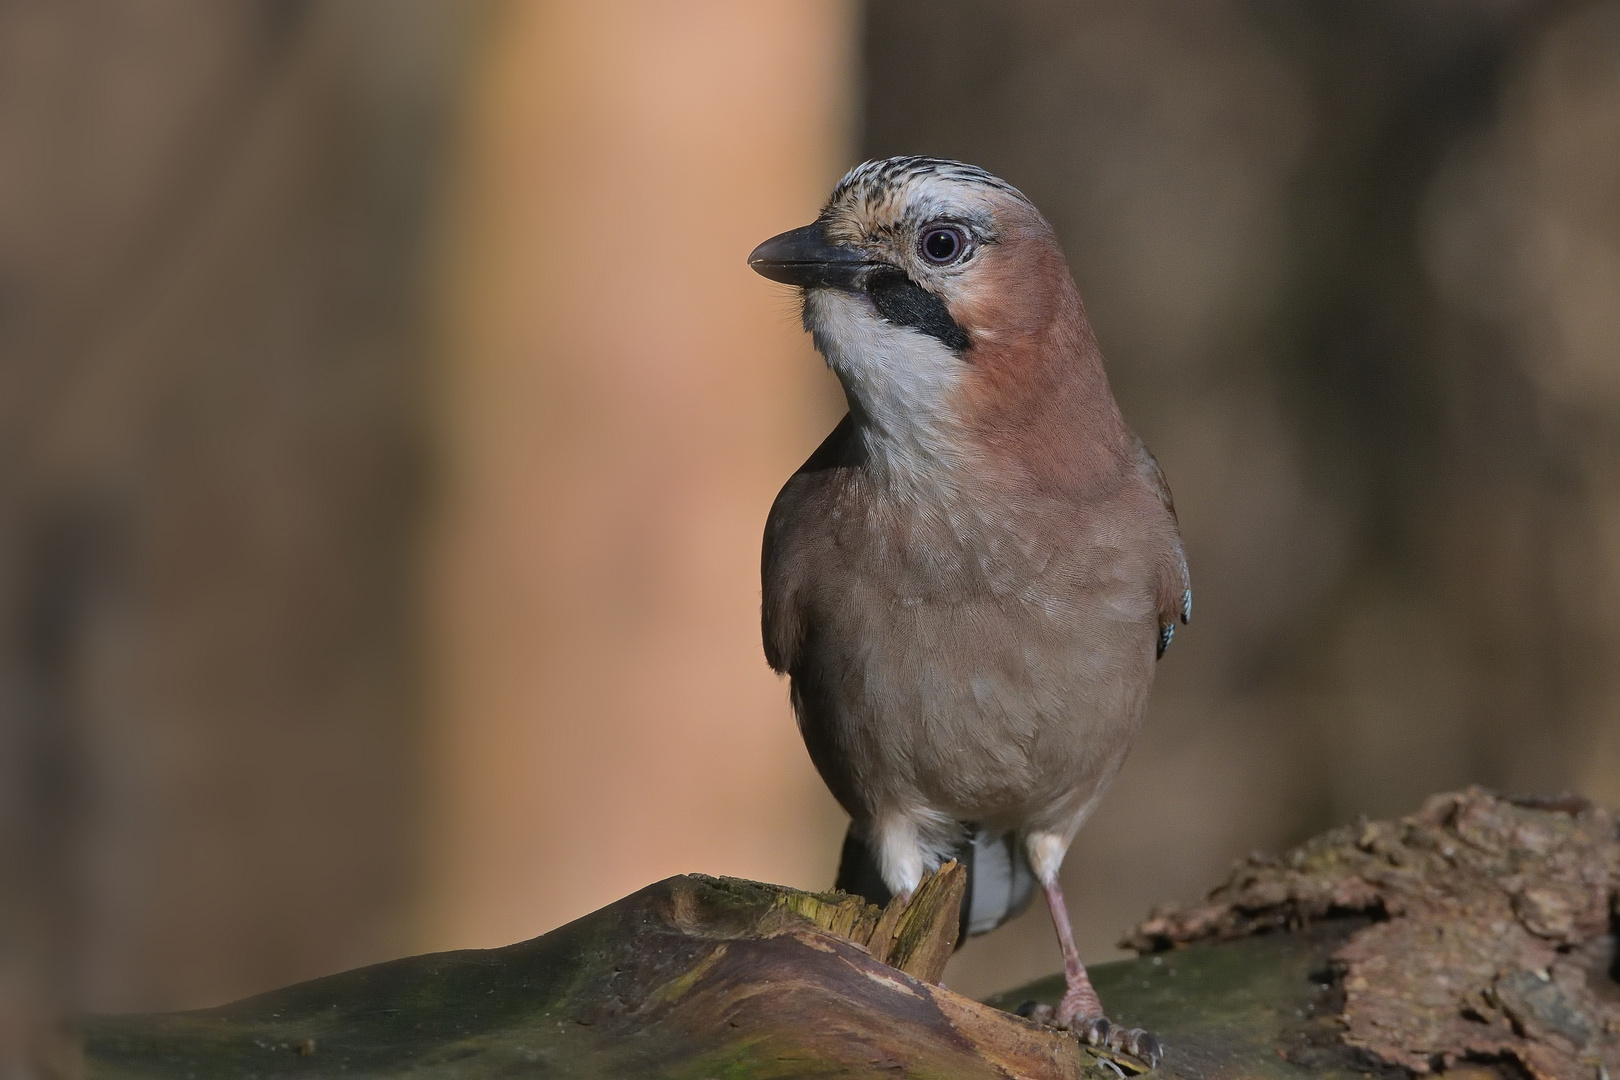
[641,871,1109,1077]
[765,860,966,982]
[884,860,967,982]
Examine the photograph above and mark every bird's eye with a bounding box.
[919,226,967,265]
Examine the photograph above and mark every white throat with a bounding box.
[804,289,970,496]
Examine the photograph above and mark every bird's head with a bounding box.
[750,157,1108,483]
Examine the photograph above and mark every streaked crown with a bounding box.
[820,157,1034,248]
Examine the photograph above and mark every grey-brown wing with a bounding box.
[762,416,856,674]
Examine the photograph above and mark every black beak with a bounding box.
[747,221,872,288]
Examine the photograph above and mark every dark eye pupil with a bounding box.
[923,228,960,262]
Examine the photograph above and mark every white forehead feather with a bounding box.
[826,156,1033,233]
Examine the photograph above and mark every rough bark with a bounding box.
[1126,788,1620,1080]
[73,791,1620,1080]
[78,863,1105,1080]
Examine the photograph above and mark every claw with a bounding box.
[1072,1014,1165,1069]
[1014,1002,1163,1069]
[1016,1001,1055,1024]
[1119,1028,1163,1068]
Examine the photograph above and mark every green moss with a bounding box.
[79,875,1385,1080]
[990,922,1383,1080]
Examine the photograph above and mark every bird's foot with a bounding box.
[1015,1002,1163,1069]
[1070,1016,1163,1069]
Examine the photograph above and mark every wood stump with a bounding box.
[75,790,1620,1079]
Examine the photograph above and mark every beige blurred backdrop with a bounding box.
[420,0,854,952]
[1,0,1618,1033]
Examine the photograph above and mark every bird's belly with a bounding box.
[793,587,1152,831]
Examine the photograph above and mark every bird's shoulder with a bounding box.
[761,415,862,673]
[764,414,861,551]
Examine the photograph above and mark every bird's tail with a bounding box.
[834,823,1038,943]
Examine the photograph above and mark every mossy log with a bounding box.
[75,790,1620,1080]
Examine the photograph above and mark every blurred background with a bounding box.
[2,0,1618,1047]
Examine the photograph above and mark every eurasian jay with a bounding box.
[750,157,1188,1062]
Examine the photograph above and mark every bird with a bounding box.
[747,156,1188,1061]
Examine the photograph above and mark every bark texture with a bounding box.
[1127,788,1620,1080]
[74,791,1620,1080]
[80,864,1112,1080]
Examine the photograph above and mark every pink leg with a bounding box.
[1042,876,1104,1024]
[1027,876,1164,1067]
